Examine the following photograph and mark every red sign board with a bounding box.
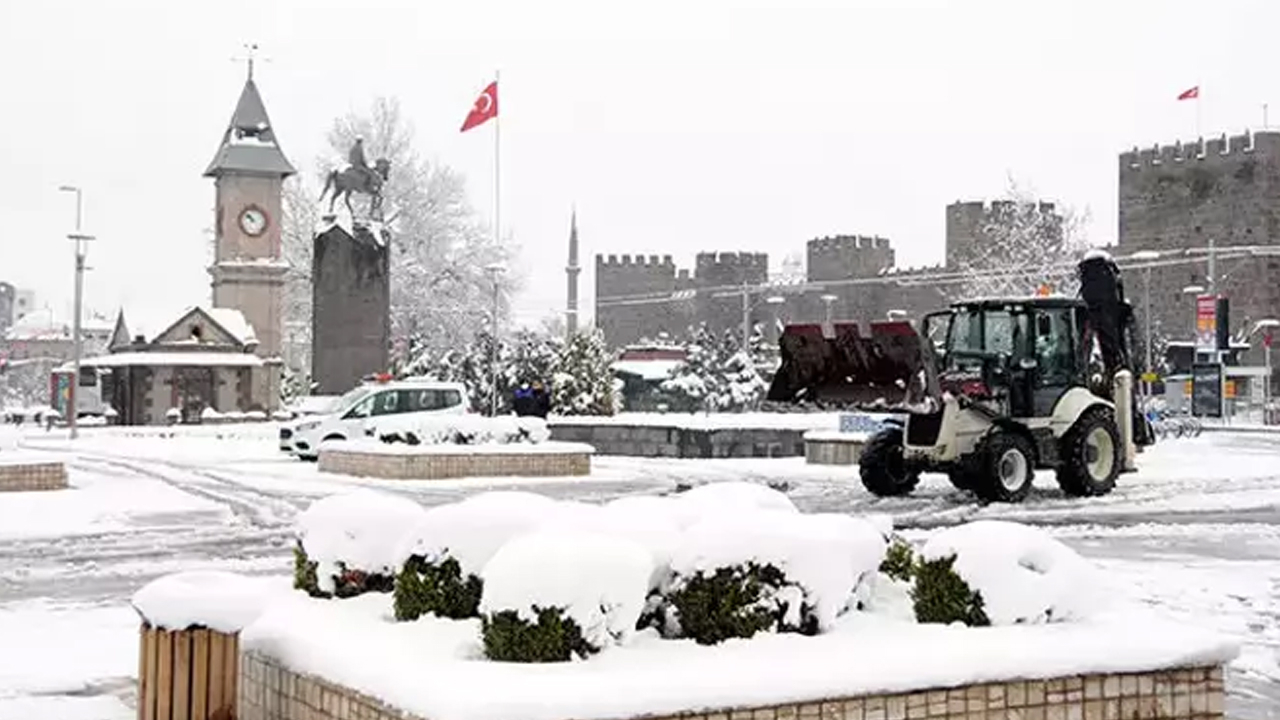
[1195,295,1218,351]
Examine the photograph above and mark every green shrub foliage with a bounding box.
[481,606,595,662]
[910,554,990,626]
[394,555,484,621]
[880,536,916,582]
[661,562,817,645]
[292,542,395,599]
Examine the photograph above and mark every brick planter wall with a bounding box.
[318,447,591,480]
[549,423,809,458]
[805,438,866,465]
[0,461,67,491]
[239,651,1226,720]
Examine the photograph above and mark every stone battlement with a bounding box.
[596,254,676,268]
[695,251,768,267]
[948,199,1057,217]
[1120,130,1279,170]
[807,235,891,252]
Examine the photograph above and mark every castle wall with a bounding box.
[806,236,894,282]
[595,254,689,347]
[1118,131,1280,252]
[946,200,1062,269]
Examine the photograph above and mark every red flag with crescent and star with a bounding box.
[1177,86,1199,101]
[461,81,498,132]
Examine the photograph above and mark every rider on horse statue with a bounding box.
[349,137,372,187]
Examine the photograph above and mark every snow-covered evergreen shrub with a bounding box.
[661,326,721,413]
[394,555,483,621]
[479,530,652,662]
[550,329,617,416]
[392,492,558,622]
[653,511,887,644]
[673,481,799,523]
[880,535,916,582]
[294,490,427,599]
[910,554,990,626]
[914,520,1100,626]
[372,415,550,446]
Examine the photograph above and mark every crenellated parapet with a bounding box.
[1119,130,1275,172]
[805,235,896,282]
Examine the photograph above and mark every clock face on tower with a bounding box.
[239,206,268,237]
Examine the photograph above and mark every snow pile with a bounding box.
[297,490,429,594]
[672,481,799,526]
[554,497,684,587]
[0,425,18,452]
[479,529,654,650]
[395,491,559,576]
[670,510,888,630]
[369,414,551,446]
[131,571,280,633]
[919,520,1103,625]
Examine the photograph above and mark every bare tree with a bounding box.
[281,98,521,377]
[955,177,1092,300]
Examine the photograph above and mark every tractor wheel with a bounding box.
[1056,406,1121,497]
[968,430,1036,503]
[859,427,920,497]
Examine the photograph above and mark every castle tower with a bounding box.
[566,209,581,337]
[204,62,295,409]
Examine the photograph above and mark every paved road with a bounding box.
[3,432,1278,719]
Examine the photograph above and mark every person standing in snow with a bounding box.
[531,380,551,418]
[512,384,536,417]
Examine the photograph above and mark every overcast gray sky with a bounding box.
[1,0,1274,333]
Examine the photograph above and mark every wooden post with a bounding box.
[137,623,240,720]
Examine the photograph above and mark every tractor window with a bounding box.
[985,311,1016,356]
[945,308,1028,367]
[1034,308,1076,386]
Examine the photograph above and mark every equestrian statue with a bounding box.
[320,137,392,219]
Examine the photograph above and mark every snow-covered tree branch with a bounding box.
[280,97,522,387]
[954,177,1092,300]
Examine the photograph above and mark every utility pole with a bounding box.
[59,185,88,440]
[740,284,751,351]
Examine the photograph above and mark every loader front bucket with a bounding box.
[766,320,937,409]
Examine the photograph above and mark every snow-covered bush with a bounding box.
[479,530,653,662]
[653,511,886,644]
[672,481,799,526]
[371,415,550,446]
[393,491,558,621]
[879,535,916,582]
[550,329,617,416]
[294,490,428,599]
[913,520,1100,626]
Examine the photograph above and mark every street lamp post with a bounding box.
[485,263,505,417]
[59,185,88,440]
[1131,250,1160,396]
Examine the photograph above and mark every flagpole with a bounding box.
[494,68,501,252]
[1196,81,1202,138]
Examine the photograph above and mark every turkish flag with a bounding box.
[460,81,498,132]
[1177,86,1199,101]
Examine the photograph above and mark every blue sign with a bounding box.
[839,413,896,434]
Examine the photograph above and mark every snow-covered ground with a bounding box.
[1,424,1278,719]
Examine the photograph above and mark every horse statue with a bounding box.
[320,157,391,218]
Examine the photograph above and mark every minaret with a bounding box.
[566,209,581,337]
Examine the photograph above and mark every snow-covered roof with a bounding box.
[204,78,296,178]
[206,308,258,345]
[76,351,264,368]
[613,359,683,381]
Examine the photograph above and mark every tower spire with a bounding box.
[566,207,581,337]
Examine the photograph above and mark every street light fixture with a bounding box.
[484,263,505,417]
[887,309,908,321]
[820,294,838,325]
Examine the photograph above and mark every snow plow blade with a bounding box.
[765,321,934,408]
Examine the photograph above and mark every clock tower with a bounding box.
[204,65,295,409]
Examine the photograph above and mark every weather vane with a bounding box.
[231,43,269,81]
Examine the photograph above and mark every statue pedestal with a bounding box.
[311,222,391,395]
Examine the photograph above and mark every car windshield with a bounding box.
[330,386,373,414]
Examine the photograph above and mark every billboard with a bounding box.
[1195,295,1217,351]
[1191,362,1223,418]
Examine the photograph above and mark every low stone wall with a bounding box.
[318,447,591,480]
[238,651,1225,720]
[805,434,867,465]
[0,460,67,492]
[549,423,808,458]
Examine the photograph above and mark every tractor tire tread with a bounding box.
[968,430,1036,503]
[859,427,920,497]
[1056,406,1121,498]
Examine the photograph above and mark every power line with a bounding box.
[594,245,1280,309]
